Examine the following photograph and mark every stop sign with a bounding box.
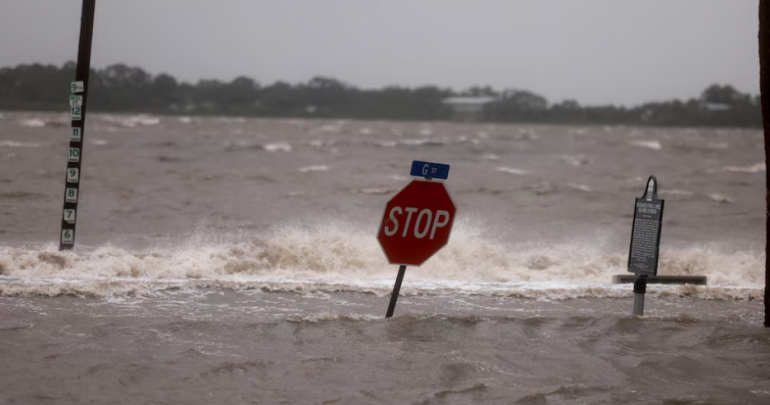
[377,180,457,266]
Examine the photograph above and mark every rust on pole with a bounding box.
[760,0,770,327]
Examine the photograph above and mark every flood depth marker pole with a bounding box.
[760,0,770,327]
[59,0,96,251]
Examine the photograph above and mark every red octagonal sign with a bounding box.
[377,180,457,266]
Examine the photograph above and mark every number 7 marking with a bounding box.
[63,209,76,224]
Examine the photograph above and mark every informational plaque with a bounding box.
[628,176,664,276]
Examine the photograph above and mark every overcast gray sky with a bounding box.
[0,0,760,105]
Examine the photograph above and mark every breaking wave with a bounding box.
[18,118,46,128]
[98,114,161,127]
[0,221,762,299]
[0,141,44,148]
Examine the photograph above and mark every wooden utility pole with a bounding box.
[761,0,770,327]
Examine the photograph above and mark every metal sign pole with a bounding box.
[59,0,96,251]
[385,265,407,318]
[633,275,647,316]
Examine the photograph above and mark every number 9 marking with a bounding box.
[67,168,79,183]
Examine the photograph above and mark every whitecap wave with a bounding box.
[629,140,662,150]
[298,165,328,173]
[724,163,765,173]
[0,141,43,148]
[497,167,527,175]
[263,142,292,152]
[100,114,161,127]
[18,118,46,128]
[0,222,762,298]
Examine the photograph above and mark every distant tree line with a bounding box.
[0,62,762,127]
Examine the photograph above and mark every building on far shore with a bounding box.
[442,96,498,121]
[702,102,731,111]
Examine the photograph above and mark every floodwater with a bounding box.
[0,112,768,404]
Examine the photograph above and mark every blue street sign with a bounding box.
[410,161,450,179]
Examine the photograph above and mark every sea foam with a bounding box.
[0,221,762,298]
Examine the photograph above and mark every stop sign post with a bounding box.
[377,161,456,318]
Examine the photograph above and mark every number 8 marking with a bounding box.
[65,188,77,203]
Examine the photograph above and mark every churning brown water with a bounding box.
[0,112,768,403]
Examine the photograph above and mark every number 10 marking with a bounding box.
[68,148,80,162]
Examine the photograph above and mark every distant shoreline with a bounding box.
[0,62,762,128]
[2,110,763,132]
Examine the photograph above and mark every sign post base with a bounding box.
[633,275,647,316]
[386,265,407,318]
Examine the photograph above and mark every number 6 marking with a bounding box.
[61,229,74,244]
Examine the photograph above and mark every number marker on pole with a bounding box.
[65,188,78,203]
[71,128,82,142]
[68,148,81,162]
[66,168,80,183]
[61,229,75,245]
[63,209,76,224]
